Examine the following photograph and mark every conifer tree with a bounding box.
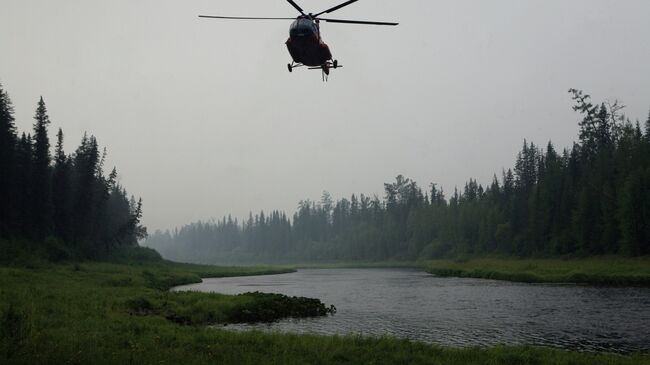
[16,133,33,237]
[0,84,17,237]
[52,128,72,242]
[645,110,650,141]
[31,97,54,240]
[72,134,100,252]
[618,169,648,255]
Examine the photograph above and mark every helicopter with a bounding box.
[199,0,398,81]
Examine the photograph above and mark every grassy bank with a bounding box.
[284,257,650,287]
[424,257,650,286]
[1,261,648,364]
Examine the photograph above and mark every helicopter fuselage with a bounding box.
[285,17,332,67]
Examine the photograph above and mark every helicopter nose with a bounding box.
[290,19,317,38]
[290,27,313,38]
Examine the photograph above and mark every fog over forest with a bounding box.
[2,0,650,232]
[146,91,650,264]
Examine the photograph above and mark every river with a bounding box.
[173,268,650,353]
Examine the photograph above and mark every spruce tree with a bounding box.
[31,97,54,240]
[16,134,33,237]
[570,89,599,161]
[72,134,100,253]
[618,169,646,255]
[0,84,17,237]
[52,128,72,242]
[645,110,650,141]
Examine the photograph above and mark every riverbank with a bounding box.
[285,256,650,287]
[424,257,650,286]
[1,261,648,364]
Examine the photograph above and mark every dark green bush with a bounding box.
[229,292,336,323]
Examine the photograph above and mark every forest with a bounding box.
[0,84,147,261]
[146,90,650,264]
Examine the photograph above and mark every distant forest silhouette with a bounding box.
[0,84,146,261]
[147,90,650,264]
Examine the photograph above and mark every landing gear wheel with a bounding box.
[287,64,293,73]
[333,60,338,69]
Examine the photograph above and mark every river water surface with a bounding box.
[173,268,650,353]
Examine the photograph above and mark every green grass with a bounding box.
[424,257,650,286]
[0,261,648,364]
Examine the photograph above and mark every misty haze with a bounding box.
[1,1,649,364]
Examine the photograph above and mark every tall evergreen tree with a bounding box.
[52,128,73,242]
[31,97,54,240]
[16,133,33,237]
[618,168,650,255]
[72,134,100,252]
[645,110,650,141]
[0,84,17,237]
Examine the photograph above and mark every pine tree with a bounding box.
[52,128,73,242]
[72,133,100,251]
[0,84,17,237]
[30,97,54,240]
[16,134,33,237]
[618,169,647,255]
[570,89,599,161]
[645,112,650,143]
[127,197,147,245]
[594,104,613,150]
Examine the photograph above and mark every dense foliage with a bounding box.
[0,84,146,260]
[146,90,650,264]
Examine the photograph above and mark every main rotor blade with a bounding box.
[319,18,398,26]
[199,15,296,20]
[286,0,306,15]
[313,0,359,17]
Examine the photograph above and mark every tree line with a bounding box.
[146,90,650,264]
[0,83,146,260]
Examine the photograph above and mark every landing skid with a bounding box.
[287,60,342,81]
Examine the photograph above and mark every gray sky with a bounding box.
[2,0,650,231]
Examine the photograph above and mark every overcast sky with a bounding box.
[2,0,650,231]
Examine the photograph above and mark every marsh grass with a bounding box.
[425,257,650,286]
[0,261,648,364]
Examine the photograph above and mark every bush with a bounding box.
[0,240,47,267]
[124,297,156,315]
[107,246,163,264]
[420,239,452,259]
[229,292,336,323]
[43,237,75,262]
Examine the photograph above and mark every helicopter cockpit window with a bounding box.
[290,19,317,38]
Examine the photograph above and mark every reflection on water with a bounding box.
[174,268,650,353]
